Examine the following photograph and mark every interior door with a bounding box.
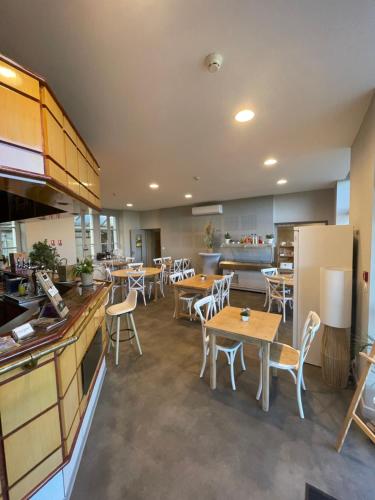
[130,229,146,262]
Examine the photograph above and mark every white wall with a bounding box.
[350,92,375,418]
[273,189,335,224]
[335,179,350,225]
[119,210,140,256]
[22,215,76,264]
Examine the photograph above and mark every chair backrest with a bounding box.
[162,256,172,263]
[173,259,183,272]
[194,295,217,342]
[261,267,278,277]
[159,263,166,281]
[153,257,163,265]
[211,277,225,309]
[124,289,138,310]
[128,262,143,270]
[183,268,195,279]
[169,271,183,284]
[128,272,145,290]
[299,311,321,366]
[182,258,191,271]
[125,257,135,263]
[223,272,234,292]
[104,265,112,282]
[267,277,286,299]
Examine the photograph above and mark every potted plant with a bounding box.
[224,232,231,244]
[265,234,275,245]
[203,221,215,251]
[29,239,60,276]
[240,307,251,322]
[74,258,94,286]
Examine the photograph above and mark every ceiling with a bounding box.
[1,0,374,211]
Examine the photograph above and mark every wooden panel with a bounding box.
[75,328,87,366]
[86,315,98,348]
[0,85,43,151]
[0,362,57,436]
[77,363,83,403]
[79,184,89,203]
[0,60,40,99]
[63,115,76,143]
[56,341,77,396]
[87,164,95,193]
[45,158,67,186]
[76,135,86,157]
[78,151,88,188]
[67,173,80,196]
[0,353,54,384]
[41,86,63,125]
[64,132,79,179]
[8,448,62,500]
[4,406,61,486]
[64,408,80,456]
[42,108,65,167]
[60,374,79,438]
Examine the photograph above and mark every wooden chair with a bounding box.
[194,295,246,390]
[211,277,225,311]
[173,259,183,273]
[127,262,143,271]
[221,272,234,308]
[105,266,127,304]
[178,268,201,320]
[261,267,278,308]
[148,264,165,299]
[169,271,183,318]
[267,276,293,322]
[256,310,321,418]
[128,271,147,306]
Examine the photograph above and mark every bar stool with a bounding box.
[106,289,142,365]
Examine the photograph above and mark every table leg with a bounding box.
[261,341,270,412]
[154,274,158,302]
[210,332,217,390]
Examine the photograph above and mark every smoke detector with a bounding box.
[205,53,223,73]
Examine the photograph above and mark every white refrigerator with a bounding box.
[293,225,353,366]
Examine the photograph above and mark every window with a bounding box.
[0,221,18,258]
[74,215,95,261]
[99,215,119,253]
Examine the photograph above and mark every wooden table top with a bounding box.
[174,274,223,291]
[112,267,161,278]
[205,306,281,343]
[271,274,294,286]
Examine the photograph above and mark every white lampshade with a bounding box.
[320,267,352,328]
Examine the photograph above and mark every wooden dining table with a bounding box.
[173,274,222,320]
[205,306,282,412]
[111,267,162,301]
[272,273,294,287]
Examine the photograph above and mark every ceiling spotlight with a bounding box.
[277,179,287,185]
[126,203,133,207]
[149,183,159,189]
[185,194,192,199]
[235,109,255,123]
[264,158,278,166]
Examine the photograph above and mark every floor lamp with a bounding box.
[320,267,352,389]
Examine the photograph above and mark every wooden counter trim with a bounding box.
[0,81,40,104]
[0,402,58,441]
[0,419,9,500]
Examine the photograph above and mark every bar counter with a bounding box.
[0,280,111,500]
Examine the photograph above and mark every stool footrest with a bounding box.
[110,327,135,343]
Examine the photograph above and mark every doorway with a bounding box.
[130,228,161,265]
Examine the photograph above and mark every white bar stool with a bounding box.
[106,289,142,365]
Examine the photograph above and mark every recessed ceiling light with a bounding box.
[264,158,278,166]
[149,183,159,189]
[185,194,192,199]
[235,109,255,123]
[126,203,133,207]
[277,179,287,185]
[0,66,16,79]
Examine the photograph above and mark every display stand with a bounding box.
[336,343,375,452]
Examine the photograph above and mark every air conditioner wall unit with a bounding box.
[192,204,223,216]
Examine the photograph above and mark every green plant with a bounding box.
[240,307,251,317]
[265,234,274,239]
[74,258,94,276]
[203,221,215,249]
[29,239,59,270]
[224,232,231,239]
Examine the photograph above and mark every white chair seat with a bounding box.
[259,341,300,369]
[107,289,137,316]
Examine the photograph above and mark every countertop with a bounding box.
[0,280,109,366]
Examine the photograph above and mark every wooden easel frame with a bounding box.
[336,343,375,452]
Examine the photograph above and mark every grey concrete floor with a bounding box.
[72,287,374,500]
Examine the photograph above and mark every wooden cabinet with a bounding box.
[42,108,65,167]
[0,60,39,99]
[0,84,43,151]
[64,132,79,179]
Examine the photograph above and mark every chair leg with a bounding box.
[200,343,208,378]
[126,314,133,344]
[142,290,147,306]
[256,360,262,400]
[129,313,142,356]
[267,298,272,313]
[301,372,306,391]
[108,317,114,353]
[263,289,268,308]
[296,371,305,419]
[115,316,120,366]
[188,300,193,321]
[282,301,286,322]
[229,352,236,391]
[240,344,246,371]
[148,284,152,299]
[288,369,297,384]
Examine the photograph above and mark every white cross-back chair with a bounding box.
[261,268,278,308]
[173,259,183,273]
[125,257,135,263]
[153,257,163,266]
[148,264,165,299]
[221,272,234,308]
[128,271,147,306]
[267,276,293,322]
[256,310,321,418]
[176,268,201,320]
[169,271,183,318]
[211,277,225,311]
[128,262,143,271]
[105,266,127,304]
[162,256,172,283]
[194,295,246,390]
[182,258,191,271]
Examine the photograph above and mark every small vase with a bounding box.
[241,315,249,322]
[81,272,94,287]
[225,239,231,244]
